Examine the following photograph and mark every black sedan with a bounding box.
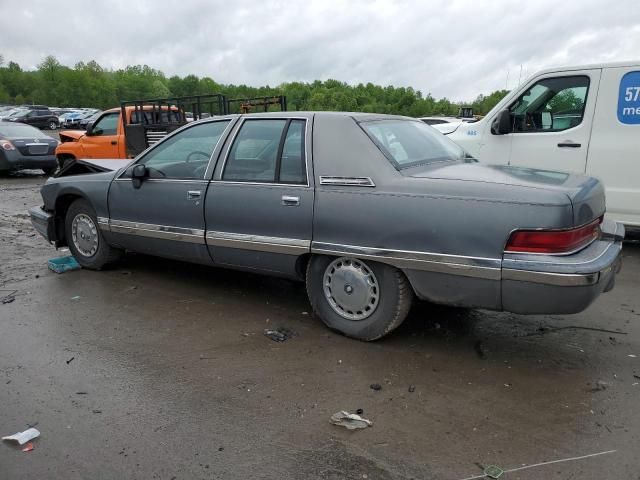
[0,121,59,175]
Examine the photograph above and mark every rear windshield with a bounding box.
[360,119,465,168]
[0,122,48,138]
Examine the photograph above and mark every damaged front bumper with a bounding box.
[29,206,56,244]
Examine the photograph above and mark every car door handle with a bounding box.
[110,140,117,145]
[282,195,300,206]
[187,190,201,199]
[557,141,581,148]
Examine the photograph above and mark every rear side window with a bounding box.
[360,120,465,169]
[223,119,307,184]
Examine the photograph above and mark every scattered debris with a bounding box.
[457,449,616,480]
[218,447,224,451]
[634,375,640,380]
[263,327,297,342]
[474,340,487,359]
[408,385,416,393]
[92,409,102,414]
[591,380,608,392]
[629,354,637,358]
[330,411,372,430]
[356,408,364,415]
[2,427,40,445]
[301,311,308,315]
[369,383,382,391]
[1,290,17,304]
[48,256,82,274]
[526,325,627,337]
[76,392,88,395]
[21,443,34,452]
[66,357,75,365]
[483,465,504,479]
[70,296,81,301]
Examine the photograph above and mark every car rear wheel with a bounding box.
[49,121,58,130]
[65,199,122,270]
[306,255,413,341]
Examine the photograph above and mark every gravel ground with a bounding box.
[1,164,639,479]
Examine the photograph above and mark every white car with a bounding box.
[443,61,640,232]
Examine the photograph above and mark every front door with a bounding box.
[107,119,233,264]
[507,69,601,174]
[206,117,313,276]
[81,111,122,158]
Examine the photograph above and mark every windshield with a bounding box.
[0,122,48,138]
[8,109,28,117]
[360,119,465,168]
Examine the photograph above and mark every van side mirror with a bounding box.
[85,121,95,134]
[131,164,147,189]
[491,110,513,135]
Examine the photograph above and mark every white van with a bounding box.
[441,61,640,232]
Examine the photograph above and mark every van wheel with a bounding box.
[64,199,122,270]
[306,256,413,341]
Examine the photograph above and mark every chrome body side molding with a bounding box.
[206,231,311,255]
[106,219,205,244]
[319,176,376,187]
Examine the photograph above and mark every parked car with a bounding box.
[30,112,624,341]
[0,121,59,175]
[0,108,27,120]
[7,108,59,130]
[441,61,640,233]
[62,111,91,129]
[79,111,103,130]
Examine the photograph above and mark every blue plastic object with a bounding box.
[47,256,82,274]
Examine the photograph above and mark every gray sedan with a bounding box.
[29,112,624,340]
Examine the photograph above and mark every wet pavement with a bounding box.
[1,169,639,479]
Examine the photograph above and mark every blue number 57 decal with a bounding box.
[618,71,640,124]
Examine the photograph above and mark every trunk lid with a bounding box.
[406,162,605,226]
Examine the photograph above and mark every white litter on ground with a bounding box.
[2,428,40,445]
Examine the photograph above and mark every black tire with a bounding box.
[306,255,413,341]
[64,199,122,270]
[42,167,56,176]
[49,121,58,130]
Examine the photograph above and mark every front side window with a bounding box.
[92,112,119,136]
[361,119,465,169]
[137,120,230,180]
[509,76,589,132]
[223,119,307,184]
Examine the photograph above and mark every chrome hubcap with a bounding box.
[323,257,379,321]
[71,213,98,257]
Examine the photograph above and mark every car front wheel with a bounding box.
[306,256,413,341]
[64,199,122,269]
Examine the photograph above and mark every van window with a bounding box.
[509,76,589,132]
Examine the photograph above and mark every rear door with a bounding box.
[508,69,601,174]
[81,111,121,158]
[206,116,313,276]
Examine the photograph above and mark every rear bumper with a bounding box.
[0,151,56,171]
[501,218,624,314]
[29,206,56,244]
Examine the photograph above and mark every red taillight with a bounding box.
[1,140,15,151]
[506,218,602,254]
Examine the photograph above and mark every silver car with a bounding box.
[30,112,624,340]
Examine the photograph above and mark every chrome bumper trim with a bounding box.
[502,268,600,286]
[206,231,311,255]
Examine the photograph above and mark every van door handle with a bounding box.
[282,195,300,206]
[557,141,581,148]
[187,190,201,199]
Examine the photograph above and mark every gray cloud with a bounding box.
[1,0,639,100]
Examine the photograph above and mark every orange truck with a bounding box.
[55,94,287,170]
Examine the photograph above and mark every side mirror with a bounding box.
[131,164,147,189]
[85,121,95,134]
[491,109,512,135]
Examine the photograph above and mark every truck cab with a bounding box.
[443,61,640,231]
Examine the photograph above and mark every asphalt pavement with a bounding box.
[1,169,639,479]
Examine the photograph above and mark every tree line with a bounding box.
[0,55,509,117]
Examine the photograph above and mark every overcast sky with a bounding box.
[1,0,639,100]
